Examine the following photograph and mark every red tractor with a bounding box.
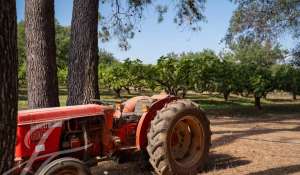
[11,95,211,175]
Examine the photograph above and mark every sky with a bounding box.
[16,0,296,64]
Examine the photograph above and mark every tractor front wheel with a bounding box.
[36,157,92,175]
[147,100,211,175]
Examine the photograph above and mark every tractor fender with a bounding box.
[135,95,178,150]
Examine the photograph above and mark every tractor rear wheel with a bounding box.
[36,157,92,175]
[147,100,211,175]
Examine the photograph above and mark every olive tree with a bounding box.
[230,38,283,109]
[272,64,300,100]
[99,62,125,98]
[147,55,193,96]
[214,53,237,101]
[188,50,220,93]
[249,66,273,110]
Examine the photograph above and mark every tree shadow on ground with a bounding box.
[92,152,250,175]
[92,161,153,175]
[203,152,251,173]
[212,114,300,126]
[206,103,300,118]
[266,98,297,103]
[247,164,300,175]
[212,125,300,149]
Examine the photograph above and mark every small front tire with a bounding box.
[36,157,92,175]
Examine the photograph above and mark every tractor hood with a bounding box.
[18,104,114,125]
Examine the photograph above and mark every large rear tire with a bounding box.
[147,100,211,175]
[36,157,92,175]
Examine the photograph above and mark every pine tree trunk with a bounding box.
[0,0,18,173]
[25,0,59,108]
[67,0,100,105]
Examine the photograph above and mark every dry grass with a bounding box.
[91,113,300,175]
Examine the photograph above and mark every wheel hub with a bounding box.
[169,116,204,167]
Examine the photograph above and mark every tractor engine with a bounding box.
[112,97,153,147]
[60,116,104,157]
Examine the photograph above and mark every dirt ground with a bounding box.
[91,114,300,175]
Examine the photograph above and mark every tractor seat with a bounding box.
[133,98,154,115]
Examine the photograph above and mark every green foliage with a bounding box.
[17,21,26,65]
[227,1,300,42]
[291,44,300,67]
[58,68,68,86]
[99,58,146,97]
[99,49,119,65]
[186,50,219,92]
[122,58,147,91]
[230,37,285,66]
[214,53,237,100]
[18,63,26,86]
[146,54,193,96]
[96,45,295,109]
[272,64,300,98]
[142,50,223,97]
[17,20,71,86]
[17,21,26,86]
[227,0,299,66]
[17,14,299,107]
[99,62,123,96]
[249,66,273,98]
[55,21,71,69]
[229,39,281,109]
[233,63,252,95]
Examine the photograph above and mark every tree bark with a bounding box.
[181,89,187,98]
[25,0,59,108]
[292,91,297,100]
[124,87,131,94]
[254,96,262,110]
[262,93,267,100]
[67,0,100,105]
[114,88,122,98]
[0,0,18,173]
[223,91,230,101]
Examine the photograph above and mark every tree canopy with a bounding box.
[99,0,207,50]
[227,1,300,42]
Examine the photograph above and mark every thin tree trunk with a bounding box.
[223,91,230,101]
[0,0,18,173]
[124,87,131,94]
[181,89,187,98]
[25,0,59,108]
[254,96,262,110]
[292,91,297,100]
[263,93,267,100]
[114,88,121,98]
[67,0,100,105]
